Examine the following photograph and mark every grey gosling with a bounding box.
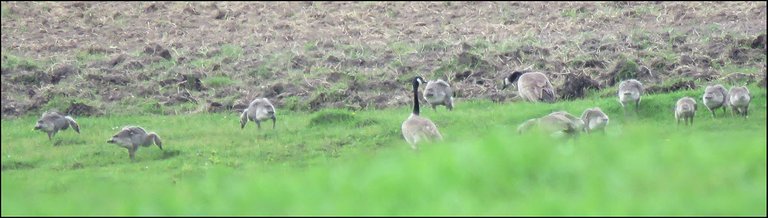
[675,97,697,126]
[728,86,751,118]
[402,76,443,150]
[517,111,584,138]
[702,84,728,118]
[240,98,276,129]
[107,126,163,161]
[502,71,556,103]
[581,107,609,133]
[423,79,454,111]
[33,111,80,140]
[618,79,644,114]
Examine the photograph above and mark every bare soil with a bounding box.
[1,2,766,118]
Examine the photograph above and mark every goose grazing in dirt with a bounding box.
[702,84,728,118]
[517,111,583,138]
[402,76,443,150]
[107,126,163,161]
[728,86,751,118]
[240,98,276,129]
[675,97,697,126]
[33,111,80,140]
[502,71,556,103]
[423,79,454,111]
[581,107,609,133]
[618,79,644,114]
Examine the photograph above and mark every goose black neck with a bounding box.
[412,78,420,116]
[509,71,524,84]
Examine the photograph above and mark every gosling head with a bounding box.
[33,119,51,131]
[106,128,134,148]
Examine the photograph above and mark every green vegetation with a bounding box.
[2,87,766,216]
[1,52,43,70]
[203,75,237,89]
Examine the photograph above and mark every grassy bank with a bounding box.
[2,87,766,215]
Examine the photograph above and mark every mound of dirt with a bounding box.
[557,73,601,100]
[1,2,765,117]
[308,110,357,127]
[646,80,697,94]
[721,72,758,85]
[65,101,101,116]
[50,64,78,84]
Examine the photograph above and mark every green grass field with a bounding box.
[2,87,766,216]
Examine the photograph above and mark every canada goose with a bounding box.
[581,107,609,133]
[402,76,443,149]
[423,79,454,111]
[618,79,644,113]
[728,86,751,118]
[240,98,276,129]
[33,111,80,140]
[106,126,163,161]
[702,84,728,118]
[517,111,583,138]
[675,97,697,126]
[502,71,556,103]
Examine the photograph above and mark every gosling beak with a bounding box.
[107,139,114,143]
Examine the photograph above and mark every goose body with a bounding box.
[423,79,454,111]
[240,98,276,129]
[581,107,609,133]
[503,71,556,103]
[675,97,697,126]
[618,79,644,113]
[728,86,751,118]
[34,111,80,140]
[402,76,443,150]
[107,126,163,161]
[702,84,728,118]
[518,111,583,138]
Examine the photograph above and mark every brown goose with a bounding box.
[502,71,556,103]
[402,76,443,150]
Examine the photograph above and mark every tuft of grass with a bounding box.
[203,75,236,89]
[1,52,43,71]
[219,44,244,59]
[308,109,357,127]
[613,57,639,82]
[75,50,108,65]
[1,4,12,18]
